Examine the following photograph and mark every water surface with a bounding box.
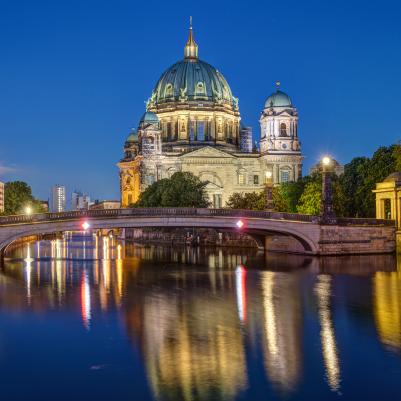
[1,236,401,401]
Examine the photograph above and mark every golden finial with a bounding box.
[184,17,198,60]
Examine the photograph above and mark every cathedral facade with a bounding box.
[118,24,303,207]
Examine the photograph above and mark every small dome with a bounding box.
[126,129,138,143]
[384,172,401,183]
[265,90,292,108]
[140,111,159,124]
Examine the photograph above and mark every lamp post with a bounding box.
[320,156,337,224]
[265,171,274,211]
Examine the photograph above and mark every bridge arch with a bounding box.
[0,208,322,257]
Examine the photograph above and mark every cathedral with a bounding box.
[118,23,303,207]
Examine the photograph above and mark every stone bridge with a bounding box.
[0,208,396,256]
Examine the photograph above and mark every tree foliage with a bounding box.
[133,172,210,208]
[225,191,265,210]
[296,180,321,215]
[3,181,45,215]
[340,145,400,217]
[225,187,291,212]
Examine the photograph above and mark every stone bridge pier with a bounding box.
[0,208,396,257]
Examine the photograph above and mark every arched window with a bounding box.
[280,123,287,136]
[280,170,290,183]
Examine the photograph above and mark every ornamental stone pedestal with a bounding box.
[320,162,337,225]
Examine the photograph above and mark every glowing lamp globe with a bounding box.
[236,220,244,229]
[82,221,90,230]
[25,206,32,215]
[322,156,331,166]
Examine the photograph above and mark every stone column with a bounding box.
[376,197,383,219]
[321,162,337,224]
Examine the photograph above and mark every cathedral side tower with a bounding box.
[259,83,303,183]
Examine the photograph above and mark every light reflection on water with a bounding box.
[1,237,401,401]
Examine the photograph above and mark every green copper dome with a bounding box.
[125,129,138,143]
[149,59,236,109]
[265,90,292,108]
[139,111,159,124]
[146,24,238,111]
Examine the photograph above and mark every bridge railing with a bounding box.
[0,208,395,226]
[336,217,395,226]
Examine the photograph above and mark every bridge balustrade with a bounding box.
[0,208,394,226]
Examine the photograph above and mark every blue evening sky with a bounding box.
[0,0,400,201]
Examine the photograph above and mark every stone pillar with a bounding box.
[321,163,337,224]
[376,197,383,219]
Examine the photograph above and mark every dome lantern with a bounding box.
[184,16,198,60]
[264,82,293,108]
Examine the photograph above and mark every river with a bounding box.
[1,235,401,401]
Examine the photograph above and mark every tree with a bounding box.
[225,187,291,212]
[296,173,346,216]
[339,145,399,217]
[226,191,265,210]
[340,157,369,217]
[277,181,306,212]
[272,186,290,212]
[3,181,45,215]
[134,172,210,208]
[296,180,321,215]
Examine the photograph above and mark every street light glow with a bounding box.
[322,156,331,166]
[265,171,272,179]
[82,221,90,230]
[25,206,32,215]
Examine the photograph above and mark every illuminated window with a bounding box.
[238,174,245,185]
[253,175,259,185]
[189,121,195,141]
[280,170,290,183]
[280,123,287,136]
[197,121,205,141]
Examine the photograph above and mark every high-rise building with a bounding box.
[71,191,91,211]
[51,185,66,212]
[0,181,4,213]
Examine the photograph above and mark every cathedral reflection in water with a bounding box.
[1,237,400,401]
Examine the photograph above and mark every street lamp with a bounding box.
[265,171,274,211]
[25,206,32,215]
[320,156,337,224]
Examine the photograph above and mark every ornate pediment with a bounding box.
[179,146,236,159]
